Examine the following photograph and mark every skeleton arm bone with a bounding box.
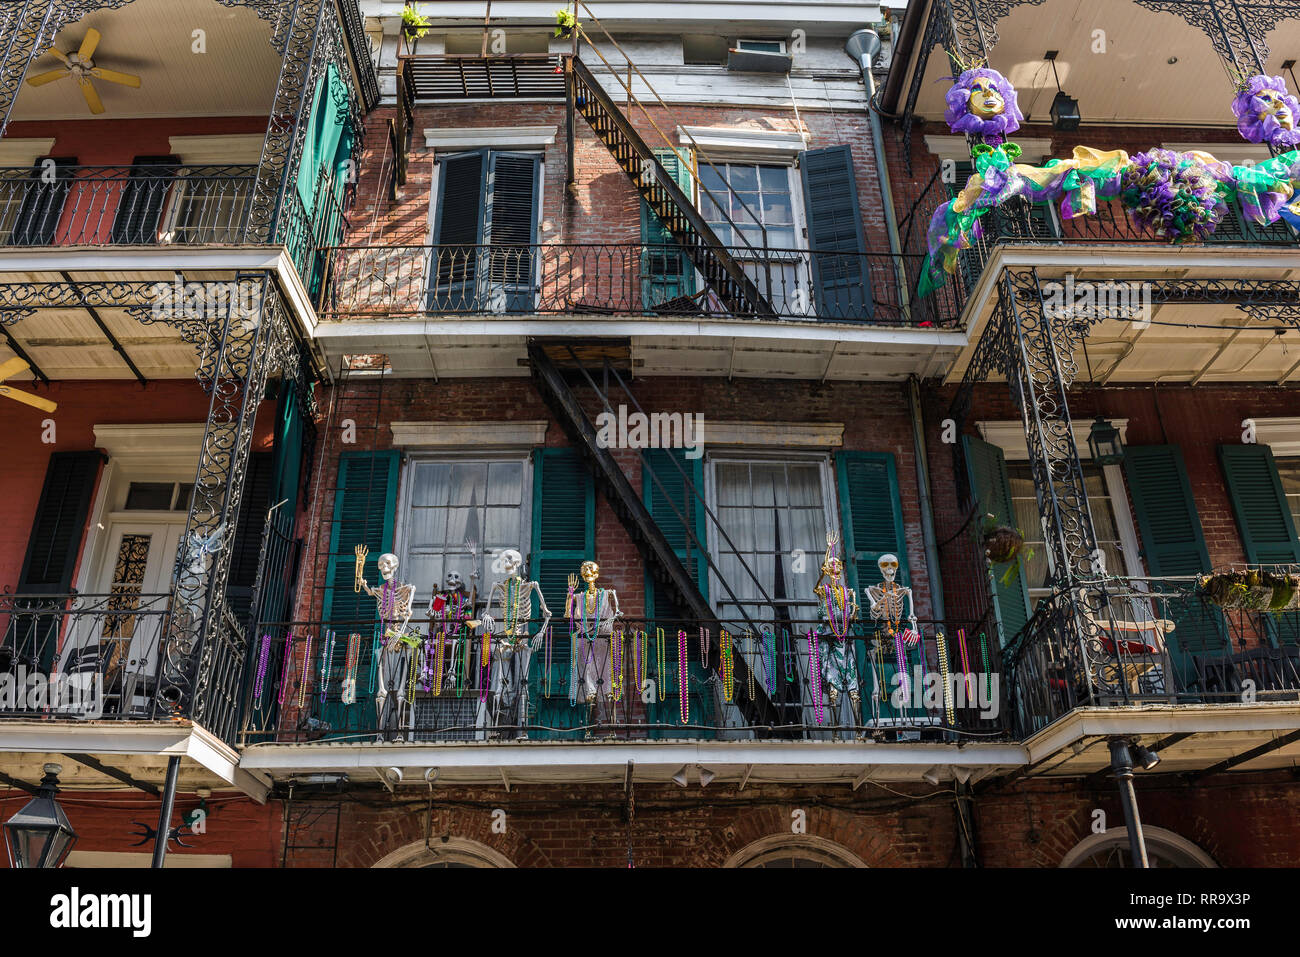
[530,582,552,650]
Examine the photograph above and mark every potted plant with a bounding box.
[980,514,1035,586]
[401,3,431,55]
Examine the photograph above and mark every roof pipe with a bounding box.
[846,28,910,322]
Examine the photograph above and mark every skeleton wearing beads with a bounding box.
[478,549,551,738]
[813,540,860,722]
[425,571,471,694]
[359,552,417,740]
[568,561,621,726]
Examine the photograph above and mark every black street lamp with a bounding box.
[4,763,77,868]
[1087,416,1124,465]
[1045,51,1081,131]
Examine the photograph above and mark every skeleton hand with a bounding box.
[480,615,496,636]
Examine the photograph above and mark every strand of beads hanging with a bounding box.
[763,628,776,696]
[957,627,972,678]
[612,628,624,702]
[893,630,909,708]
[721,629,734,703]
[381,580,395,622]
[935,630,955,726]
[808,630,824,725]
[433,623,446,696]
[277,632,296,708]
[656,628,666,698]
[296,634,313,710]
[980,632,992,701]
[746,631,756,702]
[479,631,491,702]
[504,576,522,634]
[253,634,272,700]
[407,638,420,704]
[319,630,335,705]
[342,633,360,705]
[699,627,708,667]
[820,580,851,641]
[677,630,690,724]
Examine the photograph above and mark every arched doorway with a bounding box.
[725,835,867,868]
[371,839,515,869]
[1060,827,1218,868]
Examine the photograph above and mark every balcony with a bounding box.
[1008,576,1300,736]
[239,616,1006,745]
[0,591,247,746]
[315,243,961,327]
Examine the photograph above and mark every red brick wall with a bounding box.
[349,102,890,254]
[257,772,1300,868]
[292,375,935,624]
[0,380,276,593]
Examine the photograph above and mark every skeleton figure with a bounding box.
[359,552,417,739]
[424,570,471,694]
[568,561,622,728]
[477,549,551,738]
[813,542,861,726]
[866,554,920,706]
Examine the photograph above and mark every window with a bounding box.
[1275,457,1300,536]
[708,455,835,627]
[429,149,541,312]
[1007,464,1125,596]
[399,457,530,597]
[698,161,806,313]
[736,39,787,54]
[1060,827,1217,868]
[124,482,193,512]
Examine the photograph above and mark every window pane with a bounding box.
[728,165,758,191]
[125,483,175,510]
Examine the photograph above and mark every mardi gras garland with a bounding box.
[920,66,1300,292]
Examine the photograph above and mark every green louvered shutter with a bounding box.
[962,436,1032,643]
[640,148,697,308]
[799,145,872,321]
[1124,445,1225,661]
[1218,444,1300,565]
[529,448,594,738]
[317,450,400,731]
[642,449,712,736]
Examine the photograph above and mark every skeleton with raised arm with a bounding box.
[567,560,621,732]
[813,534,860,729]
[477,549,551,738]
[358,551,417,740]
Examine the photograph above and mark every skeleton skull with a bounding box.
[500,548,524,577]
[444,570,465,592]
[878,553,900,584]
[377,553,399,581]
[580,560,600,586]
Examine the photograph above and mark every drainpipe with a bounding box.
[1108,737,1150,868]
[846,28,909,321]
[907,374,945,626]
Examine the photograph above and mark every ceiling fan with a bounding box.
[25,28,142,115]
[0,358,57,414]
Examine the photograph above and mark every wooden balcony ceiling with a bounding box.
[11,0,280,122]
[903,0,1300,128]
[401,54,566,100]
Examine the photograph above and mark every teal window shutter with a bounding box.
[962,436,1032,644]
[799,145,872,321]
[1123,444,1224,658]
[1218,443,1300,565]
[640,148,697,307]
[835,451,909,594]
[296,64,348,216]
[642,449,711,737]
[529,448,594,734]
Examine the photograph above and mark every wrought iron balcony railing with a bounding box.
[240,616,1006,744]
[0,591,248,746]
[0,164,257,247]
[1007,576,1300,737]
[315,244,963,328]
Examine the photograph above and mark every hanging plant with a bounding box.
[401,4,431,54]
[554,8,579,39]
[1198,569,1289,611]
[980,515,1035,586]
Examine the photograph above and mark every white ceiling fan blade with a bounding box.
[78,75,104,114]
[0,356,30,382]
[78,28,101,61]
[91,67,140,88]
[0,385,57,414]
[26,69,69,87]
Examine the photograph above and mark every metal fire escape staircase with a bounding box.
[566,55,777,320]
[531,343,799,729]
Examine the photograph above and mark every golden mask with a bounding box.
[967,78,1005,120]
[1259,89,1296,130]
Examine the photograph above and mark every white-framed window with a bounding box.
[698,160,807,314]
[396,454,532,596]
[977,420,1144,595]
[735,38,788,54]
[1275,457,1300,536]
[705,452,838,627]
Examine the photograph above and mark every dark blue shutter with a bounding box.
[430,150,487,310]
[485,151,540,313]
[111,155,180,244]
[962,436,1032,644]
[9,157,76,246]
[799,145,872,321]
